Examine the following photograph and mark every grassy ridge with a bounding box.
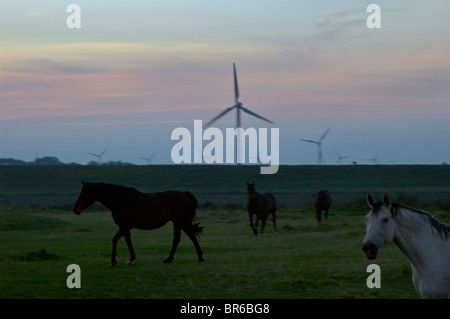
[1,164,450,196]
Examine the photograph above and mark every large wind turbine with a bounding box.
[300,127,331,165]
[88,148,108,165]
[204,63,274,128]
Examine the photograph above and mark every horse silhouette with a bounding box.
[313,190,332,224]
[246,182,277,235]
[73,182,204,265]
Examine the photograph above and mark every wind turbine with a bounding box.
[334,149,350,164]
[204,63,274,164]
[205,63,274,128]
[300,127,331,165]
[367,151,380,164]
[140,152,156,164]
[88,148,108,165]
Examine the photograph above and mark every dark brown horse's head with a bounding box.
[247,182,256,198]
[73,181,95,215]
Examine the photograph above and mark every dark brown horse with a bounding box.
[246,182,277,235]
[73,182,204,265]
[313,190,332,224]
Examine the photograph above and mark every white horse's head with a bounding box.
[362,193,396,260]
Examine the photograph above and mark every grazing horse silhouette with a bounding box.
[313,190,332,224]
[73,182,204,265]
[246,182,277,235]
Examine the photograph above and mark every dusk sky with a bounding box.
[1,1,450,165]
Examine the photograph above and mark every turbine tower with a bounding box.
[300,127,331,165]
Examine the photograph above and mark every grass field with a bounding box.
[0,165,449,299]
[1,164,450,196]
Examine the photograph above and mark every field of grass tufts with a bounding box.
[1,202,440,299]
[0,164,448,299]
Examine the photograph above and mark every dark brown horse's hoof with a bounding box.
[163,258,173,264]
[199,257,205,262]
[110,259,118,267]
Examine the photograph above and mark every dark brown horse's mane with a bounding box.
[390,202,450,241]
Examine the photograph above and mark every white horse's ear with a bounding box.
[367,193,376,207]
[383,193,391,206]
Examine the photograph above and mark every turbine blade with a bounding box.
[240,106,274,124]
[100,148,108,156]
[233,63,239,103]
[319,127,331,142]
[204,105,236,127]
[300,139,319,144]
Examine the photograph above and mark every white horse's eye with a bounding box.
[382,217,389,223]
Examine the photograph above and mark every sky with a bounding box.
[1,0,450,165]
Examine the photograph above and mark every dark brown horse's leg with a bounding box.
[255,215,261,234]
[316,210,322,224]
[163,225,181,263]
[272,211,278,233]
[124,230,136,265]
[260,217,266,234]
[249,213,257,235]
[111,228,125,266]
[183,229,205,262]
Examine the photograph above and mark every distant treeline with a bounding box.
[0,157,134,166]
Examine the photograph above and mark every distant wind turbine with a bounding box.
[300,127,331,165]
[140,152,156,164]
[205,63,274,128]
[88,148,108,165]
[367,151,380,164]
[334,149,350,164]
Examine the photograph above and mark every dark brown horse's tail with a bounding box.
[184,191,204,237]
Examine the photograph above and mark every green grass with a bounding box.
[1,164,450,196]
[0,164,448,299]
[0,205,429,299]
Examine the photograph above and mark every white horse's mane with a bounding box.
[391,202,450,241]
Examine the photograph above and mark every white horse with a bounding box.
[362,193,450,298]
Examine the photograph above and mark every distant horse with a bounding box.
[246,182,277,235]
[313,190,332,224]
[73,182,204,265]
[362,193,450,298]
